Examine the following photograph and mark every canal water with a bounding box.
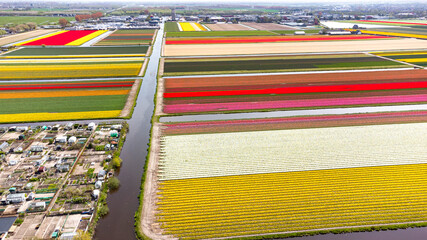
[94,24,163,240]
[93,23,427,240]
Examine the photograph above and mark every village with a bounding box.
[0,121,127,239]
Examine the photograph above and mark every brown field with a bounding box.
[242,22,297,30]
[204,23,253,31]
[0,29,57,46]
[164,38,427,56]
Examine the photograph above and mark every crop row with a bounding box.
[159,122,427,180]
[156,163,427,239]
[17,30,107,46]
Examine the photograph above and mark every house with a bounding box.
[6,193,26,204]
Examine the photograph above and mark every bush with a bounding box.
[14,218,24,226]
[98,204,109,217]
[107,177,120,190]
[95,145,104,151]
[112,156,122,169]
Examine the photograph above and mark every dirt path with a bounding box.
[141,123,176,240]
[138,59,149,77]
[119,78,142,118]
[158,58,165,76]
[155,78,165,116]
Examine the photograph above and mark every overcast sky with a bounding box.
[7,0,426,3]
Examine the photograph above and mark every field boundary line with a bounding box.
[162,67,414,79]
[366,52,424,69]
[239,23,258,30]
[138,58,149,77]
[207,220,427,240]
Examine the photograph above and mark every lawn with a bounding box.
[0,16,74,26]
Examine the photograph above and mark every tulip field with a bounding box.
[178,22,207,31]
[163,53,405,76]
[157,163,427,239]
[165,34,392,44]
[373,50,427,67]
[1,46,149,58]
[95,29,156,46]
[0,57,145,79]
[0,79,135,123]
[162,69,427,114]
[15,30,108,46]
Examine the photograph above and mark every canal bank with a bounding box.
[93,24,163,240]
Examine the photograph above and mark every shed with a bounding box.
[56,164,70,173]
[104,144,111,151]
[29,202,45,211]
[95,181,103,189]
[92,189,100,199]
[6,193,26,203]
[68,136,77,144]
[55,136,67,143]
[16,126,28,132]
[109,130,119,137]
[30,145,43,152]
[65,122,74,130]
[88,122,96,131]
[0,142,9,151]
[111,124,122,130]
[37,166,46,174]
[294,31,306,35]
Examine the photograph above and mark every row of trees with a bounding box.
[8,22,37,33]
[75,12,103,22]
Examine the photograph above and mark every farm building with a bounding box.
[6,193,26,204]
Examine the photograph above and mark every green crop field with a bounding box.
[163,54,406,75]
[0,95,127,114]
[166,30,278,37]
[3,46,150,56]
[0,16,74,26]
[165,22,180,32]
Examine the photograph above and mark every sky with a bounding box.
[7,0,426,3]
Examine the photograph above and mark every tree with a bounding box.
[98,204,109,217]
[73,230,91,240]
[107,177,120,190]
[26,22,36,30]
[112,156,122,169]
[59,18,68,27]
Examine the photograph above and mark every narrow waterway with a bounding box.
[94,24,163,240]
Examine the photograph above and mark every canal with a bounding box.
[94,23,163,240]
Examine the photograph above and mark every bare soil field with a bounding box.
[242,22,297,30]
[164,38,427,56]
[205,23,253,31]
[0,29,56,46]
